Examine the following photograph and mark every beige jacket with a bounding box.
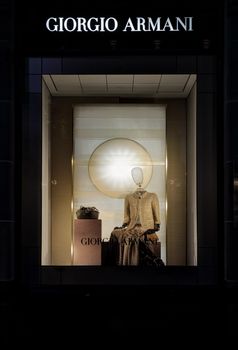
[123,191,160,231]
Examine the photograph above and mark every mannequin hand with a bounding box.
[144,225,160,234]
[114,223,127,230]
[144,229,156,235]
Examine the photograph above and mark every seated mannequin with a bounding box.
[109,167,162,266]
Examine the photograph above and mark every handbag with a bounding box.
[76,206,99,219]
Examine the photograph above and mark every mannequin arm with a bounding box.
[152,193,161,227]
[123,195,130,226]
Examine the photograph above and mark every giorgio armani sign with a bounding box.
[46,16,193,32]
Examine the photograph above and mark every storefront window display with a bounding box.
[41,74,197,267]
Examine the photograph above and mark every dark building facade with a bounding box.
[0,0,238,346]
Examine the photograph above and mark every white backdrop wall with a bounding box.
[73,104,167,262]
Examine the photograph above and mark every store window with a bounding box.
[41,74,197,267]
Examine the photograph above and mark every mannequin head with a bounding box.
[131,167,143,188]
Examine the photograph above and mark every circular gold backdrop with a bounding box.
[88,138,153,198]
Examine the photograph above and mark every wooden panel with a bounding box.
[166,99,187,265]
[51,100,73,265]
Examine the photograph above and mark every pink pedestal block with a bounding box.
[73,219,102,265]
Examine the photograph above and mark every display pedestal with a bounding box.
[73,219,102,265]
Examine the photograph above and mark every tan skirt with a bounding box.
[110,225,158,266]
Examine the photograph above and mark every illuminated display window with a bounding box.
[41,74,197,267]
